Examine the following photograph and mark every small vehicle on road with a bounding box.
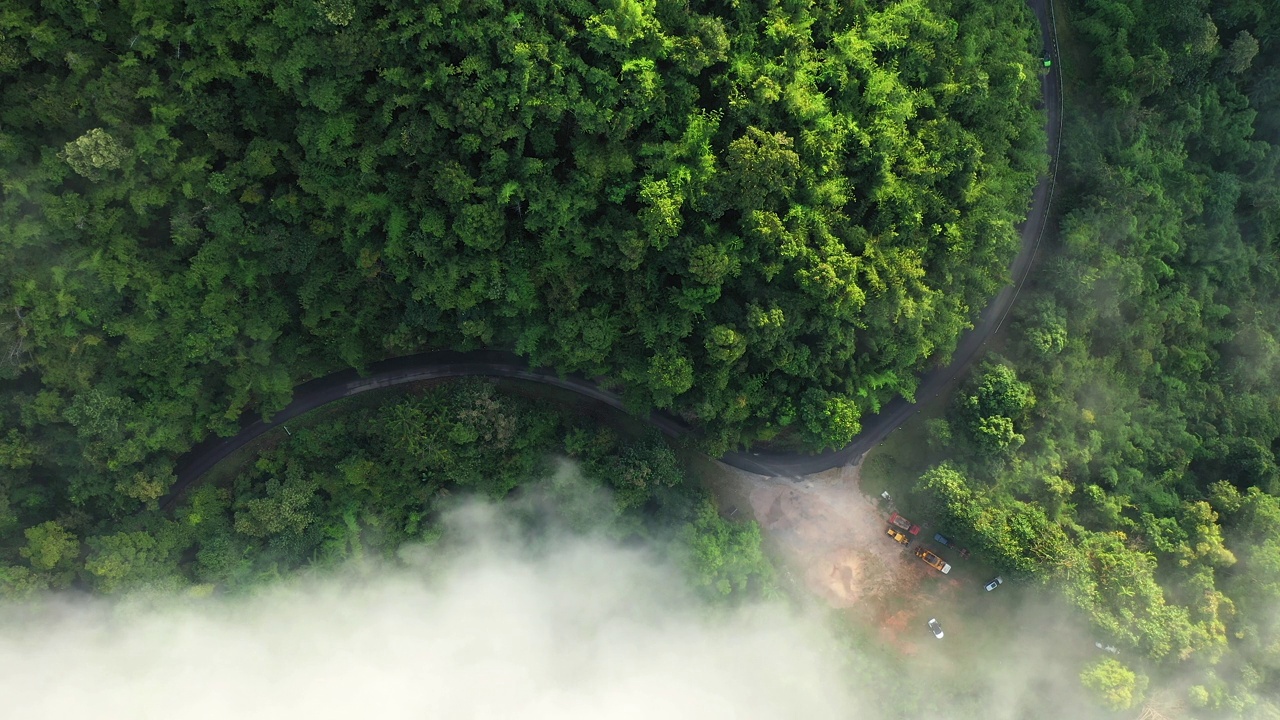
[985,576,1003,591]
[928,618,944,639]
[914,547,952,574]
[886,527,909,544]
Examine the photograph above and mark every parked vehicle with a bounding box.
[928,618,944,639]
[984,576,1003,591]
[934,533,952,546]
[914,547,952,574]
[886,527,909,544]
[888,512,912,530]
[888,512,921,535]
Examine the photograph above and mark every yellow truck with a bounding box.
[914,547,952,574]
[886,526,909,544]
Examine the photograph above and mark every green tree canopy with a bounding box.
[1080,658,1148,711]
[19,520,78,572]
[0,0,1047,516]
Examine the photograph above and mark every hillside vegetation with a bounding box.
[0,0,1047,529]
[902,0,1280,715]
[1,378,777,602]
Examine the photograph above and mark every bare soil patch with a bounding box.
[696,459,948,626]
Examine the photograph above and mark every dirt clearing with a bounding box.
[692,455,966,653]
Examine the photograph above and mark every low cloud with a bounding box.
[0,502,864,719]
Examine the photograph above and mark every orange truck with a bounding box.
[914,547,952,574]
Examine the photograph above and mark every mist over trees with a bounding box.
[2,0,1278,716]
[0,379,776,602]
[909,0,1280,715]
[0,505,859,720]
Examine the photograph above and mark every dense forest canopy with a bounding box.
[3,0,1280,715]
[0,0,1047,523]
[884,0,1280,714]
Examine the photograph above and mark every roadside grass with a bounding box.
[1052,0,1097,107]
[858,404,947,518]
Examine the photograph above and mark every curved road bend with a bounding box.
[738,0,1064,475]
[163,0,1062,510]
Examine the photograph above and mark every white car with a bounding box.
[985,576,1003,591]
[928,618,944,639]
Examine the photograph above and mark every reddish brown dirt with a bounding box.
[879,608,920,656]
[691,455,986,660]
[698,459,935,615]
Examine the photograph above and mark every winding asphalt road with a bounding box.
[162,0,1062,510]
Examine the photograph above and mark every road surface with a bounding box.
[162,0,1062,509]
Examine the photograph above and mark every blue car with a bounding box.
[934,533,952,546]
